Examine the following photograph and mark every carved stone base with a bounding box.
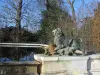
[34,54,100,75]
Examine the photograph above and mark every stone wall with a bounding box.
[34,54,100,75]
[0,61,41,75]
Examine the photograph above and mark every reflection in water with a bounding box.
[0,53,34,62]
[0,47,43,62]
[0,58,12,62]
[20,53,34,61]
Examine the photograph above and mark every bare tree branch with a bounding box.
[72,0,75,4]
[67,0,71,4]
[6,0,17,10]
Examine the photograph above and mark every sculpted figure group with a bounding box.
[52,28,84,56]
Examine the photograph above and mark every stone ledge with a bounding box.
[0,61,40,66]
[34,54,59,61]
[34,54,100,62]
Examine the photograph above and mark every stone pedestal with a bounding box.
[0,61,41,75]
[34,54,100,75]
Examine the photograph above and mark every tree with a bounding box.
[66,0,77,35]
[79,17,93,52]
[38,0,74,43]
[67,0,76,23]
[66,0,98,38]
[0,0,23,42]
[0,0,40,42]
[91,3,100,52]
[0,0,40,60]
[15,0,23,43]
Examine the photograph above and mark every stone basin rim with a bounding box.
[34,54,100,61]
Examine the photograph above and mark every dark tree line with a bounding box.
[0,26,39,43]
[0,26,42,60]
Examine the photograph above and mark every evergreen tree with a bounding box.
[39,0,74,44]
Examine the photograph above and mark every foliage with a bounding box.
[79,17,93,51]
[0,26,39,43]
[39,0,74,44]
[91,3,100,52]
[0,26,41,60]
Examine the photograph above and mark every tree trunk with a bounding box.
[70,3,76,24]
[16,0,22,43]
[15,0,23,60]
[67,0,78,36]
[45,0,50,10]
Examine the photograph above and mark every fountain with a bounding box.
[34,28,100,75]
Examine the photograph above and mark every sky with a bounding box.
[0,0,100,16]
[66,0,100,19]
[0,0,42,31]
[0,0,100,30]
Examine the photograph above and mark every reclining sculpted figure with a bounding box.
[52,28,84,56]
[52,28,65,50]
[52,28,68,55]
